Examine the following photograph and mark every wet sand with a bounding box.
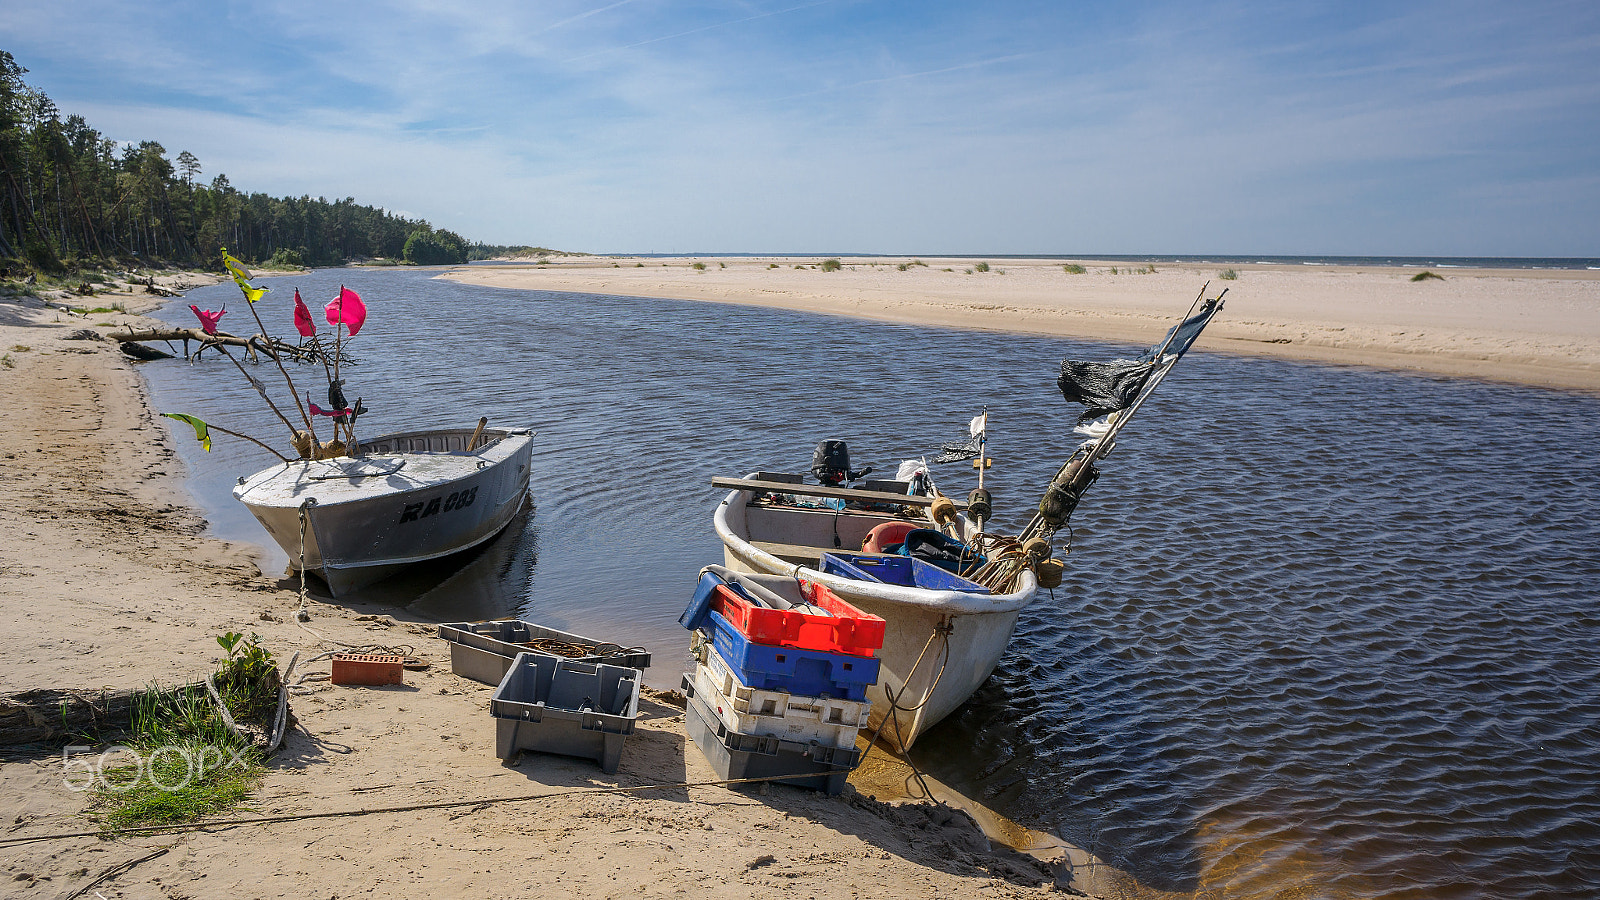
[442,256,1600,393]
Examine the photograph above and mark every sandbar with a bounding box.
[441,256,1600,393]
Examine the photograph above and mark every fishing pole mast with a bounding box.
[1019,285,1227,546]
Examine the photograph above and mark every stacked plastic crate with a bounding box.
[679,566,884,795]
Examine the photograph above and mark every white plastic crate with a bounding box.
[684,662,861,750]
[699,642,872,729]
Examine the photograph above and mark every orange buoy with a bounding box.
[862,521,917,553]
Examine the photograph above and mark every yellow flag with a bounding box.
[161,413,212,451]
[221,249,252,283]
[235,279,269,304]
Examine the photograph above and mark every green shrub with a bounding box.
[1411,271,1444,282]
[267,247,305,268]
[974,262,990,272]
[1063,264,1086,274]
[1220,269,1239,280]
[821,258,842,272]
[692,262,706,271]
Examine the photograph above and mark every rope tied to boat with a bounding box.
[296,499,313,622]
[852,619,955,801]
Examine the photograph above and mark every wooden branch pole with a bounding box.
[116,325,321,362]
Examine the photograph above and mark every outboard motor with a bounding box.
[810,440,871,486]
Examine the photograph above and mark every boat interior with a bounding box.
[718,472,967,568]
[361,428,509,455]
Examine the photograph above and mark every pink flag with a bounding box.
[324,286,366,336]
[293,289,316,338]
[189,304,225,335]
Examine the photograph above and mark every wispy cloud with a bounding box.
[6,0,1598,254]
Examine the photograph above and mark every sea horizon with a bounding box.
[514,253,1600,271]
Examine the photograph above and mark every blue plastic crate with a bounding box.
[820,551,990,594]
[679,570,755,632]
[704,610,877,701]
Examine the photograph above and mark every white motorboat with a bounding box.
[710,289,1229,752]
[234,426,534,597]
[713,472,1037,753]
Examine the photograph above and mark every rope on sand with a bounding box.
[0,771,863,847]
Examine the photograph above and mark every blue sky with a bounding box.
[4,0,1597,255]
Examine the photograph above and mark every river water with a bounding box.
[141,266,1600,899]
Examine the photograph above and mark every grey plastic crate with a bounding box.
[439,620,652,686]
[683,688,859,795]
[491,652,642,774]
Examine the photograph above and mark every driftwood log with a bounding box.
[0,687,166,746]
[119,341,175,361]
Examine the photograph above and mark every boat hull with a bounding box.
[714,487,1037,752]
[233,428,534,596]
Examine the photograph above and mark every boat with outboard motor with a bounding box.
[713,461,1036,753]
[234,425,534,597]
[711,288,1229,752]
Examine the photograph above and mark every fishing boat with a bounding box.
[234,425,535,597]
[711,289,1228,752]
[713,472,1036,752]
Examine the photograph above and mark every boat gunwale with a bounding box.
[234,428,534,508]
[715,486,1038,616]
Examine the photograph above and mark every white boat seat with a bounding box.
[749,540,826,566]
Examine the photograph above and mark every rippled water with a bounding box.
[143,267,1600,899]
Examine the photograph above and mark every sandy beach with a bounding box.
[442,257,1600,393]
[0,278,1097,897]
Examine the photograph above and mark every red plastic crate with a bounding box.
[708,581,884,657]
[331,653,405,686]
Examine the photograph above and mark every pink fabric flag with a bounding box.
[324,286,366,336]
[189,304,225,335]
[293,289,316,337]
[307,392,353,418]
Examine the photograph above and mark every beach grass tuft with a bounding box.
[91,681,263,831]
[1411,271,1444,281]
[821,259,842,272]
[974,262,990,272]
[1063,264,1086,274]
[1220,269,1239,280]
[92,633,277,833]
[691,262,706,271]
